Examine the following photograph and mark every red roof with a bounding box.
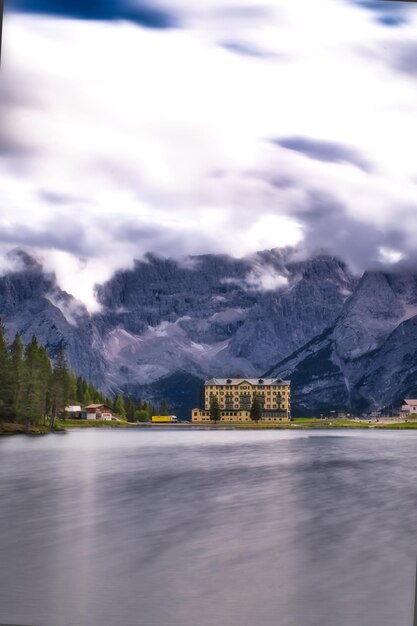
[85,404,113,411]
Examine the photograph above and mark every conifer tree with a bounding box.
[250,394,263,423]
[21,336,48,428]
[87,383,98,403]
[124,396,136,422]
[105,396,113,408]
[39,344,53,425]
[10,333,24,421]
[209,396,221,423]
[67,374,78,404]
[83,388,92,405]
[50,347,69,429]
[0,320,14,422]
[114,394,126,419]
[76,376,87,404]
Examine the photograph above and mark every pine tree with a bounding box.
[21,336,49,428]
[124,396,136,422]
[10,333,24,421]
[87,383,99,403]
[76,376,87,404]
[160,399,169,416]
[114,394,126,419]
[105,396,113,408]
[50,347,69,429]
[250,395,263,423]
[83,388,92,405]
[38,344,53,425]
[67,374,78,404]
[209,396,221,423]
[0,320,14,422]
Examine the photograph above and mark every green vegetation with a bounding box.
[56,419,133,429]
[0,320,146,434]
[378,421,417,429]
[0,322,72,431]
[250,395,262,423]
[134,409,151,422]
[209,396,221,423]
[114,394,126,420]
[191,418,371,429]
[0,421,56,436]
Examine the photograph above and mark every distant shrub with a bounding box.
[134,410,150,422]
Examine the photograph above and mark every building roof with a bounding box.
[85,404,113,410]
[66,405,82,412]
[403,399,417,406]
[205,378,290,386]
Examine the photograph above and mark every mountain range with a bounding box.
[2,247,417,418]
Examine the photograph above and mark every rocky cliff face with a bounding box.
[4,247,417,417]
[0,249,107,387]
[266,270,417,415]
[94,251,355,403]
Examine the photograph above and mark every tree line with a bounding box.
[0,321,170,429]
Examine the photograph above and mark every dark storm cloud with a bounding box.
[0,222,89,255]
[293,190,407,270]
[112,219,220,257]
[351,0,410,27]
[6,0,178,29]
[274,137,374,173]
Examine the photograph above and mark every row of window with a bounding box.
[205,385,289,390]
[207,391,288,397]
[195,416,287,422]
[225,409,286,414]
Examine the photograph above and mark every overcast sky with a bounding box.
[1,0,417,308]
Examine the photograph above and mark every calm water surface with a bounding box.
[0,428,417,626]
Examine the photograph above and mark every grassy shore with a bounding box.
[190,419,369,429]
[191,418,413,429]
[377,421,417,429]
[56,419,134,429]
[0,419,135,436]
[3,418,417,436]
[0,422,55,436]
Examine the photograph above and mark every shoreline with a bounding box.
[3,419,417,437]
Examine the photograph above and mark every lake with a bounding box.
[0,428,416,626]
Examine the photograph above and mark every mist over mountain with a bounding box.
[2,246,417,418]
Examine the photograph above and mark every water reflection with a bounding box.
[0,429,416,626]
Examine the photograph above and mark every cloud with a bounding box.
[274,137,374,173]
[6,0,178,28]
[351,0,411,27]
[386,41,417,78]
[0,220,89,255]
[2,0,417,308]
[222,265,288,292]
[288,190,408,271]
[220,41,279,59]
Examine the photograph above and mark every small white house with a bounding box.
[65,405,83,419]
[400,399,417,419]
[84,404,113,421]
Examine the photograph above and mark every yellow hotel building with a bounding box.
[192,378,291,423]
